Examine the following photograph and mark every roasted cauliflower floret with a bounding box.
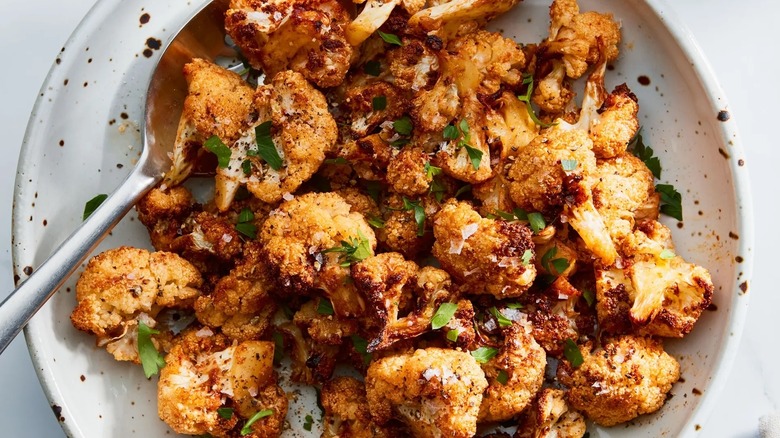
[194,242,276,341]
[532,59,575,115]
[375,193,436,259]
[432,200,536,298]
[259,192,376,317]
[321,377,401,437]
[293,298,358,345]
[216,70,337,209]
[169,211,244,274]
[478,323,547,422]
[136,186,194,252]
[515,388,587,438]
[277,320,340,384]
[343,80,408,138]
[386,147,432,196]
[444,30,525,93]
[557,335,680,426]
[592,154,658,243]
[158,329,287,437]
[507,126,618,265]
[409,0,521,40]
[70,247,202,362]
[163,59,256,188]
[352,253,454,350]
[225,0,353,88]
[596,220,714,337]
[589,84,639,158]
[366,348,488,437]
[544,0,621,79]
[386,37,442,92]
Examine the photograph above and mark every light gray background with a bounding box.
[0,1,776,437]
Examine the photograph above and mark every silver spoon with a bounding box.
[0,0,234,354]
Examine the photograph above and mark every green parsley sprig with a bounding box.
[322,230,372,267]
[137,321,166,378]
[431,302,458,330]
[235,208,257,239]
[83,193,108,220]
[251,121,283,171]
[518,74,554,128]
[443,119,483,170]
[241,409,274,436]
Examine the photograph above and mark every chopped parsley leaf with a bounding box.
[425,162,442,179]
[378,31,403,46]
[317,298,334,316]
[629,130,662,179]
[488,307,512,328]
[561,159,578,172]
[367,216,386,229]
[350,334,372,365]
[527,212,546,233]
[446,329,460,342]
[582,289,596,307]
[431,302,458,330]
[470,346,499,364]
[83,193,108,220]
[563,339,584,367]
[217,407,234,420]
[401,197,426,236]
[241,409,274,436]
[372,95,387,111]
[138,321,165,378]
[204,135,232,168]
[322,230,372,267]
[364,60,381,76]
[496,369,509,385]
[656,183,683,221]
[393,116,413,136]
[255,121,283,171]
[659,249,676,260]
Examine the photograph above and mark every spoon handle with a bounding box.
[0,165,159,354]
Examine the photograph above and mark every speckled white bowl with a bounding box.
[12,0,753,436]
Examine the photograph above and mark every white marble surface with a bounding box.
[0,1,776,437]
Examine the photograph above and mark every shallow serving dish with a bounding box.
[11,0,753,436]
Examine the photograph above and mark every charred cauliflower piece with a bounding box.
[589,84,639,158]
[557,335,680,426]
[259,192,376,317]
[136,186,194,252]
[409,0,521,40]
[343,80,408,138]
[71,247,202,362]
[216,70,337,209]
[386,147,432,197]
[366,348,488,438]
[158,329,287,437]
[432,200,536,298]
[346,0,425,47]
[596,220,714,337]
[321,376,401,437]
[194,242,276,341]
[515,388,587,438]
[386,37,442,92]
[163,59,255,188]
[592,154,659,243]
[293,298,358,345]
[479,323,547,422]
[532,59,575,115]
[544,0,621,79]
[352,253,454,351]
[225,0,353,88]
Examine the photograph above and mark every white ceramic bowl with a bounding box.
[12,0,753,436]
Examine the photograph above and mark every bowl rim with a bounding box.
[11,0,754,437]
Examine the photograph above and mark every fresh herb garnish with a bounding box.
[323,230,372,267]
[425,162,442,179]
[561,159,578,172]
[254,121,283,171]
[506,302,524,309]
[629,130,662,179]
[446,329,460,342]
[431,302,458,330]
[217,407,234,420]
[83,193,108,220]
[372,95,387,111]
[582,289,596,307]
[454,184,472,198]
[470,346,499,364]
[518,74,554,127]
[488,307,512,328]
[235,208,257,239]
[365,181,382,204]
[429,177,447,203]
[367,216,385,229]
[272,331,284,363]
[241,159,252,175]
[303,414,314,431]
[317,298,334,316]
[378,30,403,46]
[496,369,509,385]
[401,197,426,236]
[393,116,413,136]
[137,321,165,378]
[204,135,232,169]
[656,183,683,221]
[364,60,381,77]
[541,246,569,275]
[350,334,372,365]
[563,339,584,367]
[241,409,274,436]
[521,249,533,266]
[443,119,482,170]
[527,212,546,234]
[324,157,349,165]
[659,249,676,260]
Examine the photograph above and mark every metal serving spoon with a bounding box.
[0,0,234,354]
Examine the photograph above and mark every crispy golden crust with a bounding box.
[136,187,194,251]
[366,348,488,437]
[386,147,432,196]
[432,200,536,298]
[557,335,680,426]
[590,84,639,159]
[321,377,402,437]
[515,388,587,438]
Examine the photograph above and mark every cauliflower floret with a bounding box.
[352,253,454,350]
[411,78,460,133]
[386,37,442,92]
[408,0,521,40]
[507,126,618,266]
[478,323,547,422]
[194,242,276,341]
[158,329,287,436]
[435,96,493,183]
[592,154,658,243]
[70,247,202,362]
[532,59,575,116]
[432,200,536,298]
[484,91,539,160]
[386,147,432,196]
[346,0,402,47]
[515,388,587,438]
[321,377,403,437]
[375,193,436,259]
[366,348,488,437]
[293,298,358,345]
[216,70,337,209]
[136,186,194,252]
[557,335,680,426]
[277,320,340,384]
[163,59,256,188]
[544,0,621,79]
[259,192,376,317]
[343,80,408,138]
[225,0,353,88]
[337,134,395,182]
[596,220,714,337]
[589,84,639,158]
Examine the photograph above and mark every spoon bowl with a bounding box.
[0,0,233,354]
